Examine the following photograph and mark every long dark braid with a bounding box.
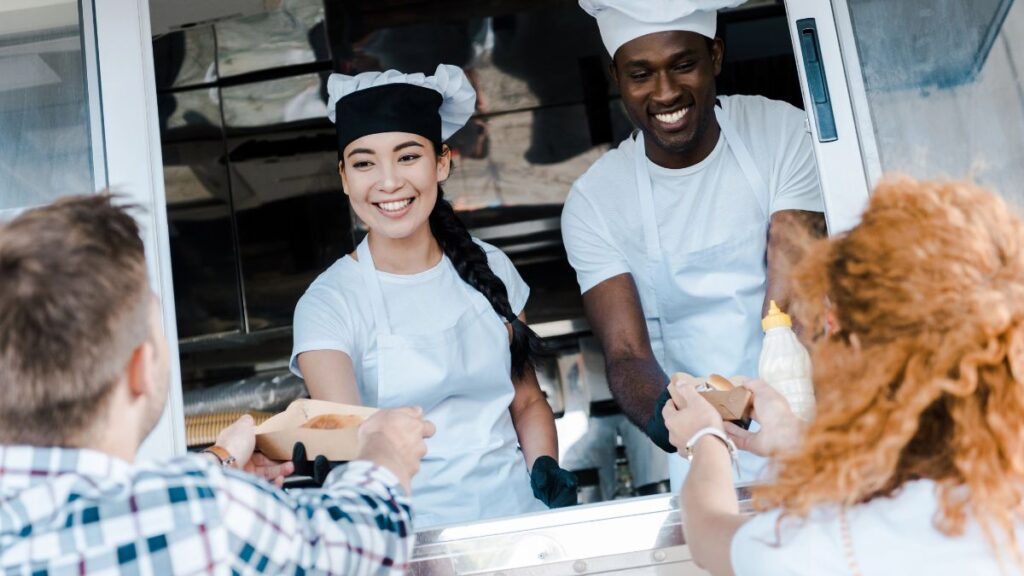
[429,187,547,378]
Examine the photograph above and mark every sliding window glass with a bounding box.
[0,0,104,210]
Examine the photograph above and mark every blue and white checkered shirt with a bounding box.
[0,446,413,575]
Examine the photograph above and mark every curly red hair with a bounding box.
[754,177,1024,564]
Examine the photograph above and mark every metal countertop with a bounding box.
[409,486,753,575]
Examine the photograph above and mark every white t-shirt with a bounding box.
[290,239,529,405]
[561,95,824,316]
[732,480,1020,575]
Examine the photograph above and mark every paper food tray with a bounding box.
[255,399,377,461]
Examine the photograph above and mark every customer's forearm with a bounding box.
[228,461,414,573]
[681,439,746,576]
[684,439,740,515]
[607,357,668,427]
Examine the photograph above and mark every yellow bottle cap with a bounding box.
[762,300,793,331]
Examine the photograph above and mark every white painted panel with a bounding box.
[783,0,872,235]
[92,0,186,460]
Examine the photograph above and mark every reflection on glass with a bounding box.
[847,0,1024,206]
[227,130,351,331]
[221,73,327,128]
[159,88,243,338]
[216,0,326,78]
[345,6,613,116]
[153,26,217,90]
[160,86,222,136]
[443,103,631,211]
[0,0,97,208]
[489,7,615,109]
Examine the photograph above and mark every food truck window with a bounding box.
[149,0,821,519]
[0,0,106,214]
[841,0,1024,205]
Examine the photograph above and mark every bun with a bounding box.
[301,413,363,430]
[706,374,734,391]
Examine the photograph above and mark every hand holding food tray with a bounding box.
[668,373,753,429]
[255,399,377,462]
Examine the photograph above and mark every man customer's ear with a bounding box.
[125,341,157,399]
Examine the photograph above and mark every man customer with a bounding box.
[0,195,434,574]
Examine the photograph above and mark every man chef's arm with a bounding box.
[764,101,829,318]
[764,209,827,320]
[582,273,675,451]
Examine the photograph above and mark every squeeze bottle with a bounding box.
[758,300,815,420]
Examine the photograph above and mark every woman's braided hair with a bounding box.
[428,182,546,378]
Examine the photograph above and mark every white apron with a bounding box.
[356,240,545,529]
[633,107,768,487]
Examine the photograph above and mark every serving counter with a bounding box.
[409,487,753,575]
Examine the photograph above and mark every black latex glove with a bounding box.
[530,455,579,508]
[645,386,678,453]
[291,442,345,487]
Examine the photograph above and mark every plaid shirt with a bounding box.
[0,446,413,575]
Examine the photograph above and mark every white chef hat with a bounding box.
[326,64,476,151]
[579,0,748,58]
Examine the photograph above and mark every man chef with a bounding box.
[561,0,826,486]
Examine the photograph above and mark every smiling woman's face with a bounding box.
[339,132,450,240]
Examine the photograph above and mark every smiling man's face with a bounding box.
[612,31,723,168]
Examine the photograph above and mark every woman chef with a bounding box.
[290,65,576,529]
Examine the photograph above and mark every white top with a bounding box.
[732,479,1020,575]
[561,94,823,307]
[290,239,529,404]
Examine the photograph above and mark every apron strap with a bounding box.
[715,106,770,218]
[634,133,663,319]
[635,109,771,255]
[633,133,663,266]
[357,237,494,336]
[356,239,394,336]
[633,105,772,321]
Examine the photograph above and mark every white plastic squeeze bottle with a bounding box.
[758,300,816,420]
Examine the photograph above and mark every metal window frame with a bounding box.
[91,0,186,459]
[79,0,108,191]
[829,0,883,188]
[783,0,873,235]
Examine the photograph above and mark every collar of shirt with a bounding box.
[0,445,134,493]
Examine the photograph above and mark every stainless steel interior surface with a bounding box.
[410,488,753,575]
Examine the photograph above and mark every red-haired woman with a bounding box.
[666,178,1024,575]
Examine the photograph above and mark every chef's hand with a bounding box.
[724,379,802,457]
[662,377,724,452]
[645,386,678,453]
[289,443,342,487]
[530,456,578,508]
[356,407,436,495]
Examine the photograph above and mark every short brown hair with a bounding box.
[0,194,150,445]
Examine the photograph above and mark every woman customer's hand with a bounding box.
[724,379,803,457]
[662,375,725,451]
